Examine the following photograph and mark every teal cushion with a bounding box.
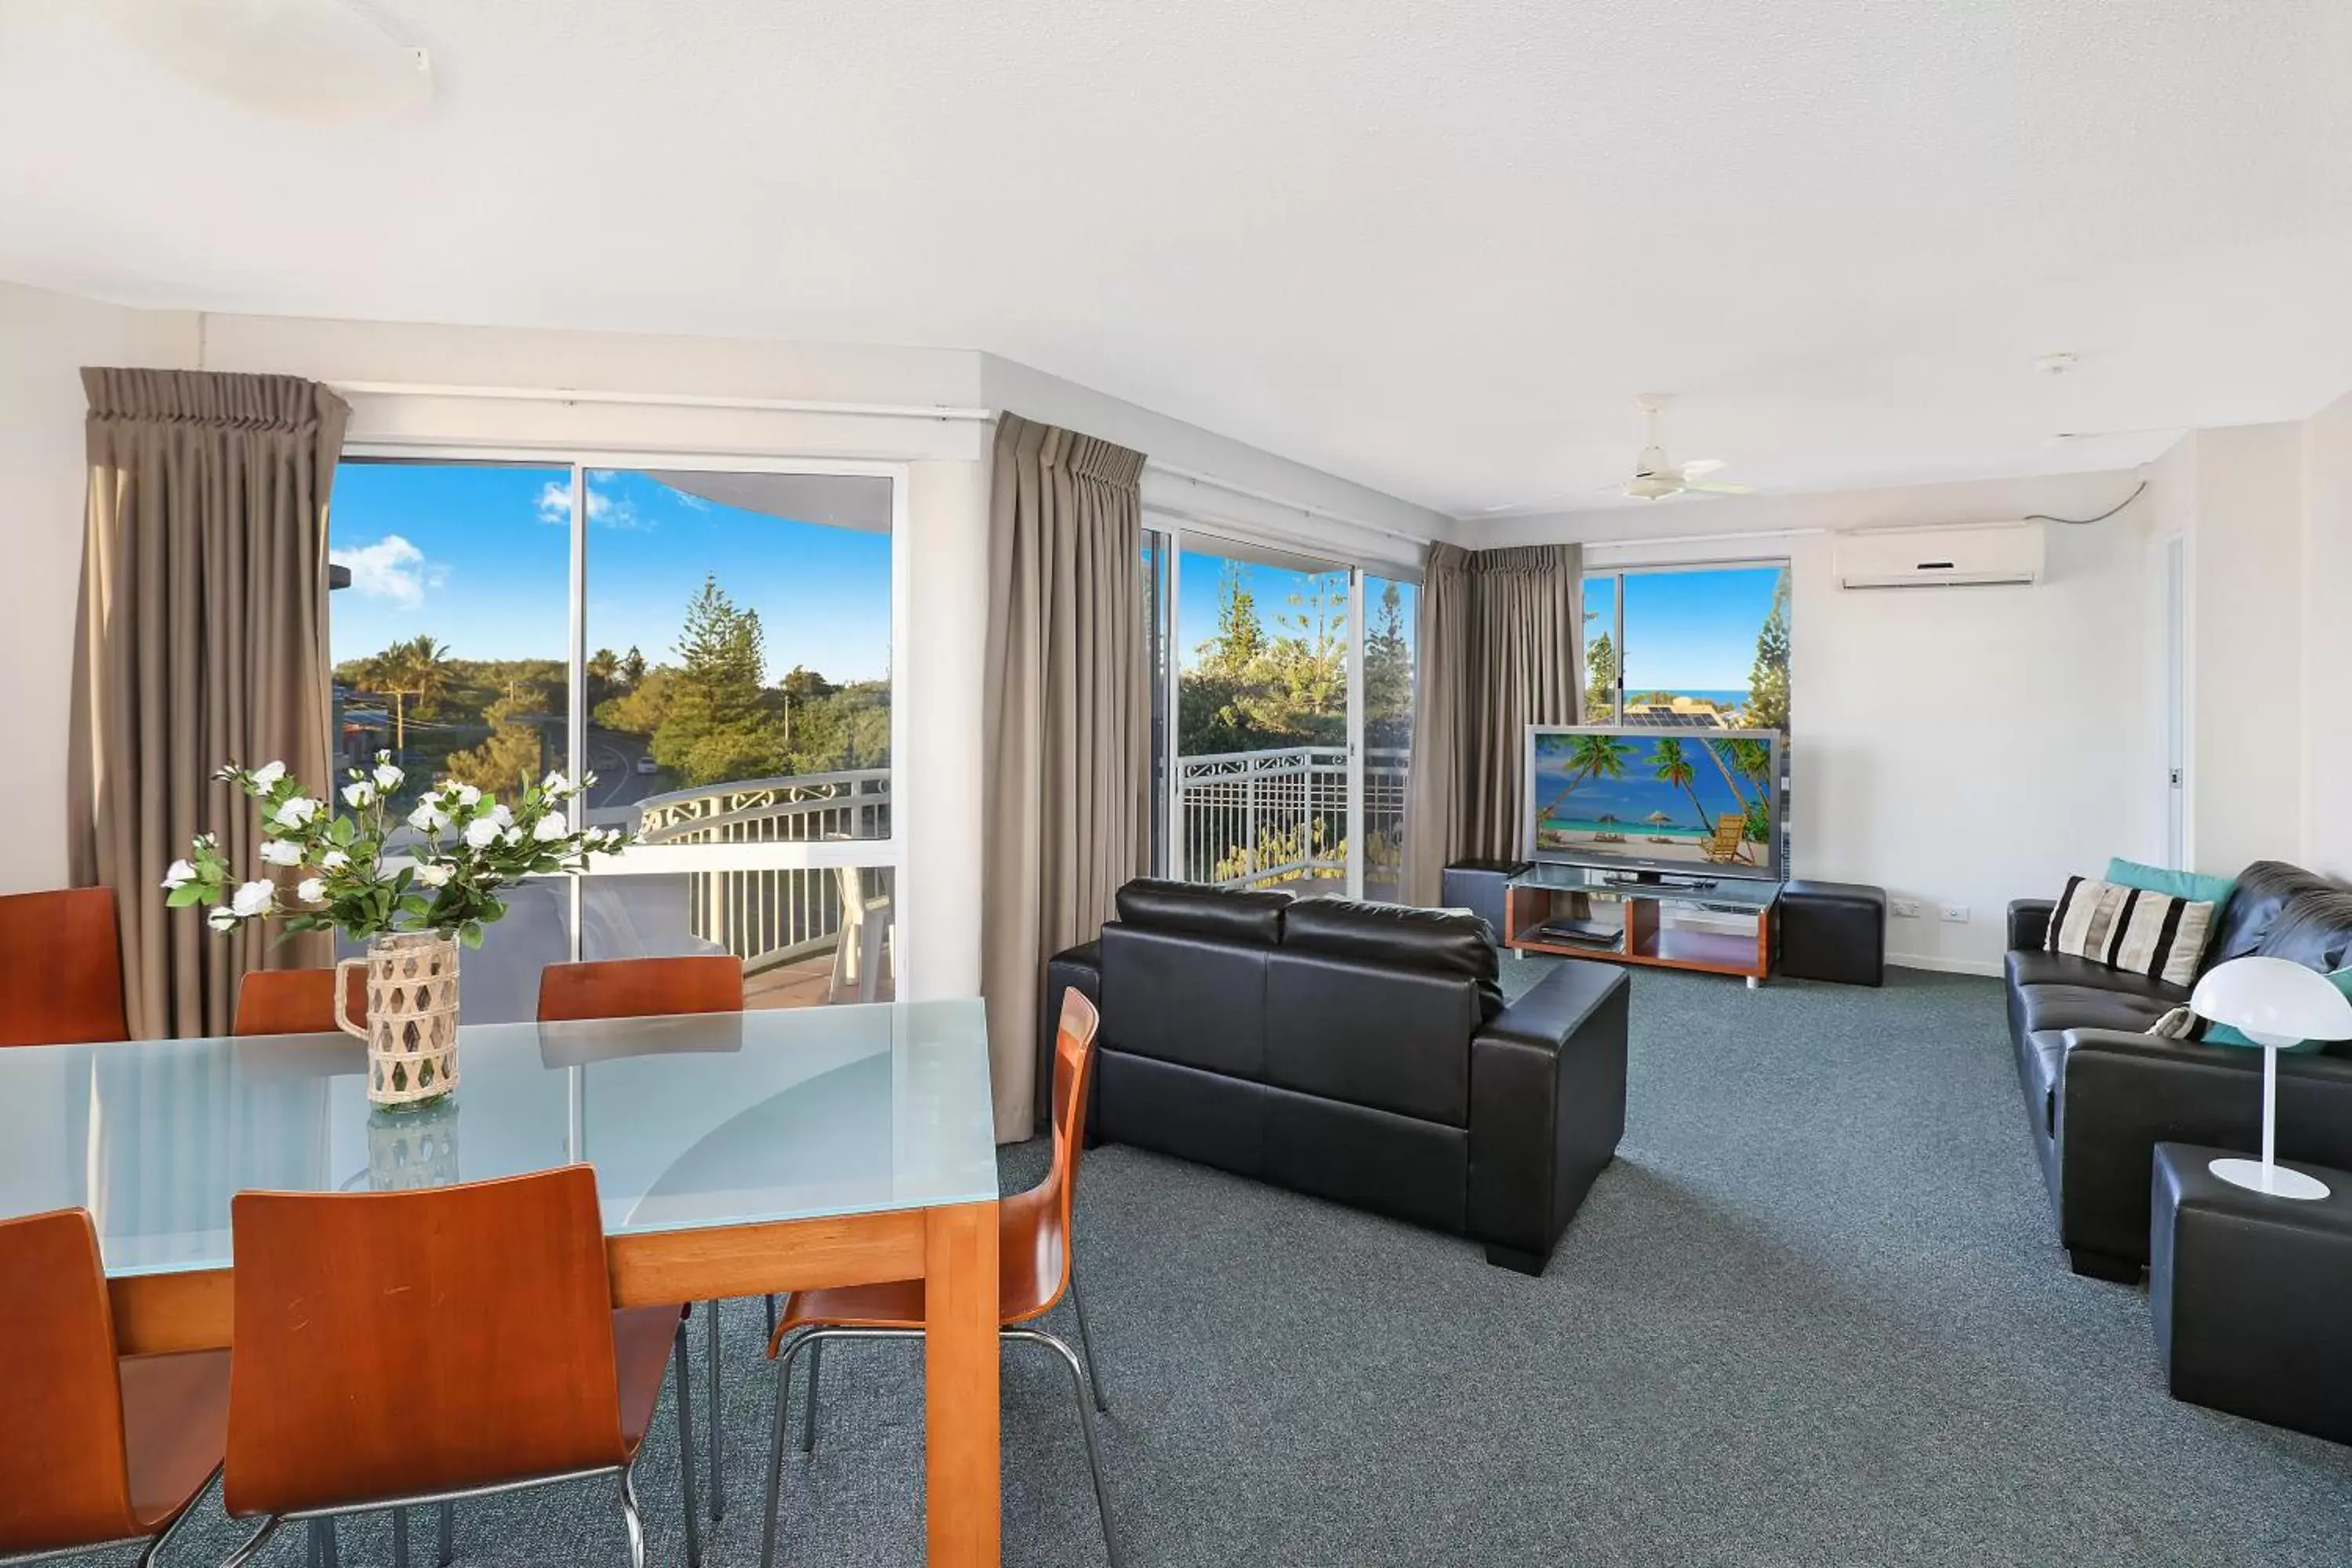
[2201,967,2352,1054]
[2106,858,2237,911]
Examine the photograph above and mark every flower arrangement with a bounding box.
[163,752,629,946]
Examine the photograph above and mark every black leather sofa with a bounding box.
[2005,859,2352,1280]
[1044,880,1629,1274]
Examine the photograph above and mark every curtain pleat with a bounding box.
[69,368,349,1039]
[1402,542,1583,905]
[981,413,1149,1142]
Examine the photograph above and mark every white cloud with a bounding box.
[328,535,444,609]
[538,476,645,530]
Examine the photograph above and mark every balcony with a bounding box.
[1174,745,1407,901]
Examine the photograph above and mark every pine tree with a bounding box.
[1364,580,1414,747]
[1585,630,1619,717]
[653,576,785,786]
[1745,568,1791,731]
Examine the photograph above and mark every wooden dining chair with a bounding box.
[234,962,452,1568]
[0,1208,227,1565]
[538,954,749,1523]
[757,988,1117,1568]
[0,887,128,1046]
[216,1167,702,1568]
[233,966,368,1036]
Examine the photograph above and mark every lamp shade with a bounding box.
[2190,956,2352,1047]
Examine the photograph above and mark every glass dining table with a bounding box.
[0,999,1007,1566]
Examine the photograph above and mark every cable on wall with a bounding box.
[2024,477,2148,526]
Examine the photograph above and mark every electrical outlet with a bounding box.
[1940,902,1970,923]
[1890,898,1922,918]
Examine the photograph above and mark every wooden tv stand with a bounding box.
[1502,864,1782,985]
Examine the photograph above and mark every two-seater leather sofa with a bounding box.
[1044,880,1628,1274]
[2006,859,2352,1279]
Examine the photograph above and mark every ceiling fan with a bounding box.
[1612,394,1752,502]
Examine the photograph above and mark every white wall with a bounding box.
[1479,469,2161,972]
[0,281,195,894]
[2299,394,2352,878]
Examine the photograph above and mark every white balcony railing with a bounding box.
[1175,746,1408,894]
[622,770,892,975]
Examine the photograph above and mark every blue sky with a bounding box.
[1592,566,1784,691]
[328,464,891,682]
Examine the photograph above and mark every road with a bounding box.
[585,727,670,810]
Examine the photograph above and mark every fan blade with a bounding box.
[1685,482,1755,495]
[1679,458,1727,478]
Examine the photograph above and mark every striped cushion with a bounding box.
[2045,876,2212,989]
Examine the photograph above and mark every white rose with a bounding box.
[296,877,326,905]
[415,862,454,887]
[532,812,571,843]
[273,797,321,829]
[229,880,275,919]
[452,784,482,808]
[207,907,239,932]
[542,770,572,794]
[503,826,524,845]
[320,849,350,869]
[372,762,404,789]
[258,839,304,866]
[486,803,513,829]
[408,803,449,834]
[249,760,287,789]
[462,815,503,850]
[342,780,376,808]
[161,858,195,889]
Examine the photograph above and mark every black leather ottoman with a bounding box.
[2151,1142,2352,1444]
[1441,858,1529,942]
[1780,880,1886,986]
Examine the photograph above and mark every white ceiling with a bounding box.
[2,1,2349,519]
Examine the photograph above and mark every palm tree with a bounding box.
[1699,737,1754,812]
[364,635,450,759]
[1650,737,1711,829]
[1538,733,1632,822]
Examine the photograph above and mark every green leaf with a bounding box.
[460,922,485,949]
[165,884,206,908]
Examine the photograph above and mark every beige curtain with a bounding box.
[1401,542,1583,904]
[980,413,1150,1142]
[70,369,350,1040]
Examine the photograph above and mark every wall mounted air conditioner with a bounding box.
[1833,521,2045,590]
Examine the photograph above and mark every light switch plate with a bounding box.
[1940,903,1970,923]
[1890,898,1922,918]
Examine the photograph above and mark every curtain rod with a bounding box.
[329,379,1439,550]
[328,380,994,422]
[1145,461,1436,548]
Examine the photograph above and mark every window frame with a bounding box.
[336,443,913,968]
[1581,558,1791,728]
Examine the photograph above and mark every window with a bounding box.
[327,456,902,1018]
[1581,564,1788,736]
[1362,575,1417,902]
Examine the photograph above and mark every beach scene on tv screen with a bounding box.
[1531,733,1773,868]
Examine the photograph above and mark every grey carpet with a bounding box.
[78,960,2352,1566]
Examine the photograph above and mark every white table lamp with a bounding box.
[2190,956,2352,1200]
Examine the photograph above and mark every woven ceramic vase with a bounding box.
[336,931,461,1109]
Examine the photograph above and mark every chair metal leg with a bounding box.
[1006,1329,1122,1567]
[1069,1269,1109,1413]
[704,1298,727,1521]
[314,1518,341,1568]
[437,1502,454,1567]
[764,1292,777,1340]
[673,1319,706,1568]
[392,1507,409,1566]
[619,1464,647,1568]
[760,1331,822,1568]
[800,1336,823,1453]
[132,1471,214,1568]
[221,1517,282,1568]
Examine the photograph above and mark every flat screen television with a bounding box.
[1524,725,1784,882]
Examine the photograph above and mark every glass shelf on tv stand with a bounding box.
[1503,862,1783,984]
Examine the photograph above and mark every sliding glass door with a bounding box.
[328,456,902,1018]
[1152,528,1419,902]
